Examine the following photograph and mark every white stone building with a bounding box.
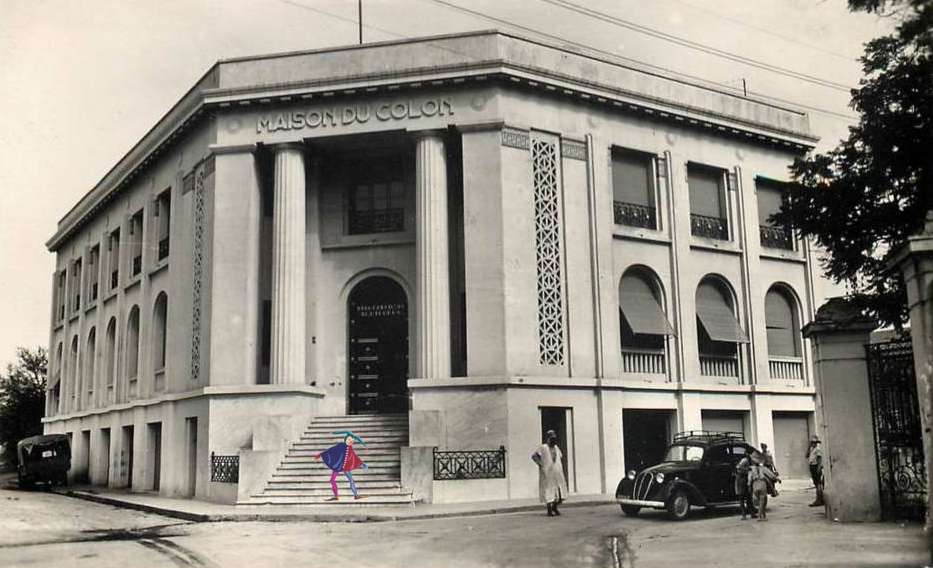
[44,31,819,504]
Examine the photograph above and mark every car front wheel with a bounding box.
[666,490,690,520]
[620,505,641,516]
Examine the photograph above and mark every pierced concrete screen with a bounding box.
[531,134,566,366]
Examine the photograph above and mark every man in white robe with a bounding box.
[531,429,569,516]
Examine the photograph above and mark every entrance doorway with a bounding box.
[147,422,162,491]
[120,425,134,489]
[623,410,673,473]
[100,428,111,486]
[539,407,575,491]
[347,276,409,414]
[185,417,198,497]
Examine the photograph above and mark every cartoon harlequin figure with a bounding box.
[315,431,368,500]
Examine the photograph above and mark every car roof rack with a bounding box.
[672,430,745,443]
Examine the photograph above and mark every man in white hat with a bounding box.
[807,435,824,507]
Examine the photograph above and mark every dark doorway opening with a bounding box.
[185,417,198,497]
[623,410,673,472]
[148,422,162,492]
[348,276,409,414]
[100,428,111,486]
[540,407,573,487]
[121,425,134,489]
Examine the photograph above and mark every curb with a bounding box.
[60,490,615,523]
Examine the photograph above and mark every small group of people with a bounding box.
[735,443,781,521]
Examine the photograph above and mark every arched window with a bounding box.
[765,286,801,357]
[618,268,673,374]
[153,293,168,371]
[695,277,749,377]
[69,336,79,408]
[105,318,117,389]
[85,327,96,406]
[127,306,140,380]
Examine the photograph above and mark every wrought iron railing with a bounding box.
[132,255,142,276]
[211,453,240,483]
[348,208,404,235]
[768,356,803,380]
[621,348,666,374]
[759,225,794,250]
[690,213,729,240]
[158,237,170,261]
[699,354,738,377]
[434,446,506,480]
[613,201,657,230]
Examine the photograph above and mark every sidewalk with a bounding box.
[59,486,617,523]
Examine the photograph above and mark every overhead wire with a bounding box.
[537,0,856,93]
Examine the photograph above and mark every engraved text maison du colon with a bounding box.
[257,98,455,133]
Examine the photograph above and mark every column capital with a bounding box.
[409,128,448,140]
[270,141,307,153]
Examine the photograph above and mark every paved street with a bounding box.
[1,481,926,568]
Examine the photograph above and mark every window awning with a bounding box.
[620,289,675,336]
[697,302,750,343]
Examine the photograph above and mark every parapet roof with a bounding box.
[48,29,817,250]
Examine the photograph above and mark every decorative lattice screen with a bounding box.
[531,136,565,366]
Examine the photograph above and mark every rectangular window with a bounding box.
[688,164,728,240]
[129,211,143,277]
[611,148,657,229]
[756,179,793,250]
[71,259,83,312]
[88,246,100,302]
[156,190,171,261]
[347,155,406,235]
[56,270,67,321]
[109,228,121,290]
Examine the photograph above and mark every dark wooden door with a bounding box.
[348,277,409,414]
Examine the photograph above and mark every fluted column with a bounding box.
[270,143,306,385]
[415,132,451,379]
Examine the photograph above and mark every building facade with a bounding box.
[44,31,819,504]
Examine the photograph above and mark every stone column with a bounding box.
[414,132,451,380]
[890,211,933,557]
[270,143,306,385]
[802,298,880,521]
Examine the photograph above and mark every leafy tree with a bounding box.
[775,0,932,327]
[0,347,47,467]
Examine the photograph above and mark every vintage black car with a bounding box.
[615,431,757,520]
[17,434,71,489]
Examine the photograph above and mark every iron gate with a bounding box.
[866,340,927,521]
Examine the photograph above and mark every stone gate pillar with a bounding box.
[802,298,880,521]
[890,210,933,556]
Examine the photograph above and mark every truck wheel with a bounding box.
[620,505,641,517]
[666,490,691,520]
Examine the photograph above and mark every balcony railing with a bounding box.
[690,214,729,240]
[613,201,657,230]
[769,356,804,380]
[132,255,142,277]
[759,225,794,250]
[158,237,170,261]
[433,447,507,480]
[621,348,666,375]
[348,208,404,235]
[699,354,739,377]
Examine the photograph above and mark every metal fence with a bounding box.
[210,452,239,483]
[433,447,507,480]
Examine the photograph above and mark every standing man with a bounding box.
[807,435,824,507]
[735,452,756,519]
[532,430,568,517]
[760,442,780,496]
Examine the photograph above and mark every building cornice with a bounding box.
[47,30,818,251]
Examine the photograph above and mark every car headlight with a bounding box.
[655,472,665,484]
[626,470,636,480]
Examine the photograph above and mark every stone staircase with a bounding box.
[246,414,414,505]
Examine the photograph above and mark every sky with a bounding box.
[0,0,892,367]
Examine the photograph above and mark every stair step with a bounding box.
[277,463,400,471]
[246,494,414,505]
[272,471,400,480]
[298,434,408,443]
[267,479,403,488]
[311,415,407,424]
[282,457,400,465]
[263,484,408,494]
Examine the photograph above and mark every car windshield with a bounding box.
[664,444,704,462]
